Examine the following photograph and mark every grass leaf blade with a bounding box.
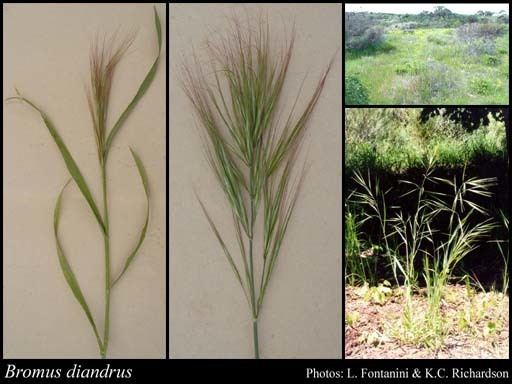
[54,180,103,353]
[196,194,249,302]
[104,6,162,157]
[111,148,150,287]
[9,95,106,234]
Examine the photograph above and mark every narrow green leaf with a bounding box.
[8,95,106,234]
[196,193,249,303]
[111,148,150,288]
[104,6,162,157]
[54,180,103,352]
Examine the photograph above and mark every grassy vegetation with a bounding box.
[345,108,509,353]
[345,109,507,173]
[345,12,509,105]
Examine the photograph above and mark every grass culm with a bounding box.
[6,8,161,358]
[182,16,333,358]
[350,157,497,348]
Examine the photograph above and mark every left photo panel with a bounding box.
[3,3,166,358]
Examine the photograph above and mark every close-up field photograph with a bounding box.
[345,4,509,105]
[344,107,509,359]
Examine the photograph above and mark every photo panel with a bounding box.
[344,3,509,105]
[343,106,510,358]
[3,3,166,358]
[170,2,342,358]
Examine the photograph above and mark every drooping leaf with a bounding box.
[54,180,103,352]
[104,6,162,157]
[111,148,150,287]
[8,95,106,234]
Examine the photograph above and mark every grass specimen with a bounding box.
[182,17,333,358]
[350,159,497,348]
[6,8,161,358]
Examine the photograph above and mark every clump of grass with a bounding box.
[351,158,497,348]
[345,203,380,286]
[6,8,161,358]
[181,16,333,358]
[492,211,510,294]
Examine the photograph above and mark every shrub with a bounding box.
[426,34,447,45]
[345,108,413,145]
[394,60,423,75]
[497,14,509,24]
[466,38,497,56]
[457,22,505,57]
[457,22,506,41]
[470,78,495,95]
[345,12,385,50]
[484,55,500,66]
[419,113,466,141]
[399,22,420,31]
[348,27,385,50]
[418,60,459,102]
[345,75,369,105]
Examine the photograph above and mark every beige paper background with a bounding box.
[3,3,166,358]
[170,3,342,358]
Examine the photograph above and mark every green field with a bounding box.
[346,27,509,105]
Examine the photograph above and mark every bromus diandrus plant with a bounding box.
[344,201,379,287]
[182,17,334,358]
[6,8,161,358]
[351,157,497,348]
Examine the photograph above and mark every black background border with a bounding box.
[1,1,511,382]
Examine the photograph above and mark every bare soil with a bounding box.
[345,284,509,359]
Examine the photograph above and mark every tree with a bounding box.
[433,6,453,18]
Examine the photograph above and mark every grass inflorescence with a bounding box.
[182,15,333,358]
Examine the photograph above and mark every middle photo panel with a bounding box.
[170,3,342,358]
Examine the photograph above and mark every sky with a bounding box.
[345,3,509,15]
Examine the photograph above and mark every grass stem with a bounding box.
[248,170,260,359]
[253,317,260,359]
[101,164,111,359]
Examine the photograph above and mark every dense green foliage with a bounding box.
[345,75,369,105]
[345,109,507,173]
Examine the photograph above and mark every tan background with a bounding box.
[3,3,166,358]
[170,3,342,358]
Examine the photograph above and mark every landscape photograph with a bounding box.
[344,107,509,358]
[345,4,509,105]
